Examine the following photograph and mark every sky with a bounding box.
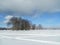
[0,0,60,28]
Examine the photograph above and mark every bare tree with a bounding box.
[21,19,31,30]
[7,17,21,30]
[7,17,31,30]
[32,24,36,30]
[37,24,43,30]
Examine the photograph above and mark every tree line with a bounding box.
[7,16,42,30]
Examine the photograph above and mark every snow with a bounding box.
[0,30,60,45]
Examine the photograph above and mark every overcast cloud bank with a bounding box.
[0,0,60,15]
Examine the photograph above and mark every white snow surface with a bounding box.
[0,30,60,45]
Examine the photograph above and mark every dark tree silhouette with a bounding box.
[21,19,31,30]
[7,17,31,30]
[32,24,36,30]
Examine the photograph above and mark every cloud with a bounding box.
[0,0,60,15]
[5,15,13,20]
[4,15,13,23]
[4,15,20,23]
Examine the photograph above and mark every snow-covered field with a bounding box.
[0,30,60,45]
